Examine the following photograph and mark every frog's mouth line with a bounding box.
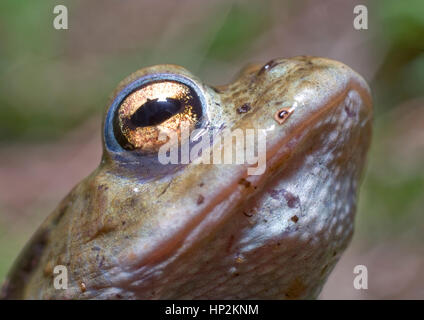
[121,79,372,272]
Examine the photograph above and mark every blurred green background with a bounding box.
[0,0,423,298]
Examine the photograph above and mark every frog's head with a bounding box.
[3,56,372,299]
[92,56,372,298]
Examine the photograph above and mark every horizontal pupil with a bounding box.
[130,98,182,127]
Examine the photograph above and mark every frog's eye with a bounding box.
[110,78,204,153]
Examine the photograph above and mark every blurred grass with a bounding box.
[354,0,424,243]
[373,0,424,114]
[357,114,424,242]
[0,0,273,142]
[0,0,423,292]
[203,4,271,61]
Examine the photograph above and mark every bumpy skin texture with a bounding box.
[1,56,372,299]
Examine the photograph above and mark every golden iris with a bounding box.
[114,80,201,153]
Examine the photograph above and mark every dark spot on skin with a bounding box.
[270,188,300,209]
[97,184,109,191]
[197,195,204,205]
[345,104,356,117]
[234,273,240,277]
[122,221,126,226]
[243,211,253,217]
[291,215,299,223]
[258,59,281,75]
[199,182,204,187]
[238,178,251,188]
[274,108,293,125]
[91,246,101,251]
[278,110,289,119]
[236,103,251,114]
[284,192,300,208]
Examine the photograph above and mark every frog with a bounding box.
[1,56,372,299]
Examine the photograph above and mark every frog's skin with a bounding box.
[1,56,372,299]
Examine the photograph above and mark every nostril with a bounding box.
[278,110,289,119]
[274,107,293,125]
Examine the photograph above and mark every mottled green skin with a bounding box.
[1,56,372,299]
